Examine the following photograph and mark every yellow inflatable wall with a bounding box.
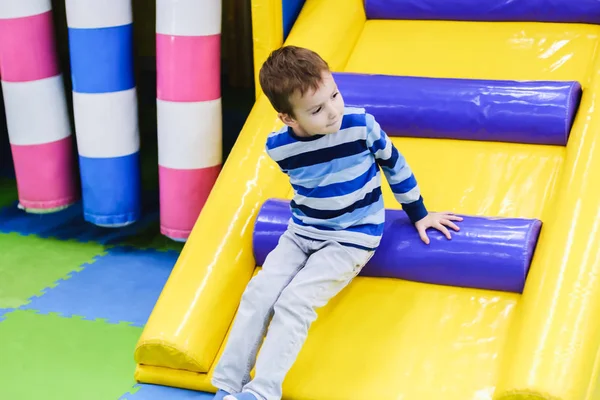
[134,1,600,398]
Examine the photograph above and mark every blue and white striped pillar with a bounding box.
[65,0,141,227]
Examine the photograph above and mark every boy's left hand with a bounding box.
[415,212,463,244]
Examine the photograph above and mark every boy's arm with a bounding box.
[366,113,428,224]
[265,138,288,175]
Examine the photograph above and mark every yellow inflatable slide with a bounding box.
[134,1,600,398]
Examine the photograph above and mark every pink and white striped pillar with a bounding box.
[0,0,77,213]
[156,0,222,241]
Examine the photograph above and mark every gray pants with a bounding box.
[211,229,374,400]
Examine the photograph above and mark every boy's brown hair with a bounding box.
[259,46,330,116]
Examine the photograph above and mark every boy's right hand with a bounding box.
[414,212,463,245]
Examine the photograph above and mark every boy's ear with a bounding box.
[278,112,298,128]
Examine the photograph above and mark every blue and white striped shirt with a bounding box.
[265,107,428,249]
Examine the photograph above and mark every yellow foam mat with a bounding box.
[135,0,600,398]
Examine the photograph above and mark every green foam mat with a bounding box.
[0,178,17,208]
[0,233,105,309]
[0,310,141,399]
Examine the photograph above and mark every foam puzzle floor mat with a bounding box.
[0,310,142,399]
[20,246,178,327]
[0,178,17,207]
[121,384,215,399]
[0,182,214,399]
[0,232,105,310]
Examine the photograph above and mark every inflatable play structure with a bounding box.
[134,0,600,399]
[0,0,222,240]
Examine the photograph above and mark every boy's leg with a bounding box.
[211,230,310,394]
[242,240,374,400]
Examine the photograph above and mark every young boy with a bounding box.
[211,46,462,400]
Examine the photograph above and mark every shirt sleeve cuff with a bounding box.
[402,196,428,224]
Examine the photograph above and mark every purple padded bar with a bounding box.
[253,199,542,293]
[365,0,600,24]
[334,72,581,146]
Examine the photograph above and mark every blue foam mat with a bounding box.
[120,384,213,399]
[0,308,14,322]
[0,191,159,244]
[20,247,177,326]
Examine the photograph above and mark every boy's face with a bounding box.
[280,71,345,137]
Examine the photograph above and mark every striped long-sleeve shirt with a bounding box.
[265,107,428,249]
